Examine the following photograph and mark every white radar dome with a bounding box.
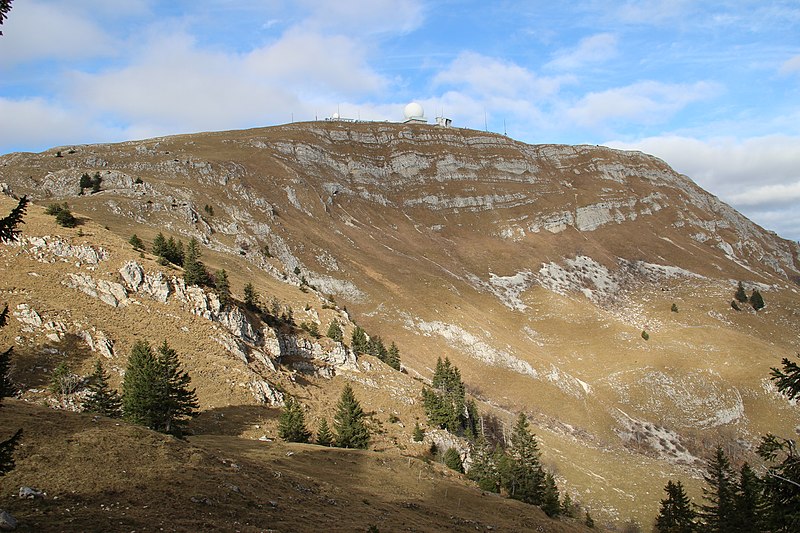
[403,102,424,120]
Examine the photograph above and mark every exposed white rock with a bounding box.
[13,304,43,330]
[250,380,284,405]
[63,273,129,307]
[19,236,108,265]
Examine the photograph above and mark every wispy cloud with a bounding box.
[780,54,800,75]
[546,33,618,71]
[567,81,719,127]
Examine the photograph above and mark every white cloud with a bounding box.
[0,97,122,150]
[780,55,800,75]
[546,33,618,71]
[614,0,695,25]
[567,81,718,127]
[434,52,569,100]
[0,0,117,66]
[606,135,800,240]
[297,0,424,35]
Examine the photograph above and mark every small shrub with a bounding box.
[443,447,464,473]
[55,208,78,228]
[388,414,400,424]
[49,361,81,395]
[134,177,143,184]
[412,421,424,442]
[641,330,649,341]
[731,300,741,311]
[203,204,214,216]
[670,303,678,313]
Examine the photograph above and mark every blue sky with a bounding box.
[2,1,799,240]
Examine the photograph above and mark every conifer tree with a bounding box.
[122,340,162,429]
[771,355,800,400]
[152,232,167,257]
[422,357,469,434]
[367,335,387,362]
[82,359,121,418]
[0,198,26,475]
[561,493,576,518]
[122,340,198,435]
[699,446,737,532]
[386,342,401,371]
[79,173,92,194]
[541,472,561,517]
[443,447,464,473]
[655,480,696,533]
[90,172,102,193]
[734,281,748,303]
[316,419,333,447]
[412,421,425,442]
[326,320,343,342]
[128,234,144,250]
[243,282,259,312]
[183,237,208,286]
[0,196,27,243]
[278,396,311,443]
[333,383,370,449]
[504,412,545,505]
[750,289,765,311]
[758,433,800,530]
[351,326,369,354]
[155,340,199,435]
[733,462,763,532]
[468,435,500,492]
[215,269,230,307]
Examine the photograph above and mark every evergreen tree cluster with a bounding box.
[121,340,199,436]
[182,237,210,287]
[152,232,185,266]
[78,172,102,194]
[655,447,765,533]
[349,326,401,370]
[732,281,766,311]
[422,357,477,435]
[45,202,78,228]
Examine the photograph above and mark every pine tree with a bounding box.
[122,340,162,429]
[333,383,370,449]
[128,234,144,250]
[561,493,576,518]
[655,480,697,533]
[734,281,748,303]
[386,342,401,371]
[367,335,387,362]
[541,472,561,517]
[278,396,311,443]
[79,173,92,194]
[183,237,208,286]
[215,269,231,307]
[750,289,765,311]
[443,447,464,473]
[733,462,763,532]
[155,340,199,435]
[699,446,737,532]
[82,359,122,418]
[504,412,545,505]
[412,421,425,442]
[0,198,25,475]
[90,172,102,193]
[327,320,343,342]
[122,340,198,435]
[758,433,800,530]
[0,196,27,243]
[243,282,259,311]
[468,436,500,492]
[771,355,800,400]
[316,419,333,446]
[152,232,167,257]
[422,357,469,434]
[350,326,369,354]
[55,207,78,228]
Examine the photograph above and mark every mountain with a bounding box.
[1,121,799,528]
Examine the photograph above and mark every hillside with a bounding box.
[1,121,799,527]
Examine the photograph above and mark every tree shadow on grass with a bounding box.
[189,404,279,437]
[10,333,95,391]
